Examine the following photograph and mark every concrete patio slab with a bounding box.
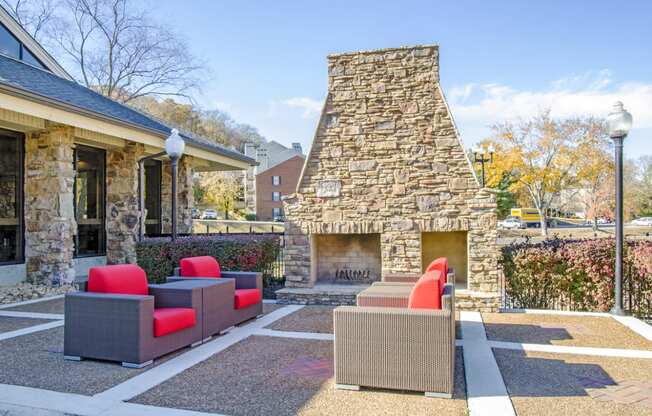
[0,316,56,333]
[482,312,652,350]
[131,335,467,416]
[0,326,184,395]
[494,348,652,416]
[265,305,334,334]
[4,297,66,314]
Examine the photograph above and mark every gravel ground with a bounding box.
[0,317,56,333]
[4,297,65,314]
[131,336,467,416]
[262,302,284,315]
[494,348,652,416]
[266,306,335,334]
[482,313,652,350]
[0,326,184,395]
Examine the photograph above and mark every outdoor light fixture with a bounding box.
[607,101,632,316]
[471,145,494,187]
[165,128,186,241]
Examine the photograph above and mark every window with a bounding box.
[272,175,281,186]
[74,146,106,257]
[144,159,162,235]
[272,191,281,201]
[272,207,282,219]
[0,131,23,264]
[0,23,46,69]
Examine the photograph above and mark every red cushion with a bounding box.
[425,257,448,283]
[180,256,221,278]
[234,289,261,309]
[87,264,148,296]
[153,308,196,337]
[408,270,442,310]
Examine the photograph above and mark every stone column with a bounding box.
[106,142,144,264]
[24,125,76,285]
[161,155,194,234]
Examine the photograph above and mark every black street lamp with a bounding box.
[472,145,495,187]
[606,101,633,316]
[165,129,186,242]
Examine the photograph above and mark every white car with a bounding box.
[201,209,218,220]
[632,217,652,226]
[499,216,526,229]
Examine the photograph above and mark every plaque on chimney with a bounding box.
[316,180,341,197]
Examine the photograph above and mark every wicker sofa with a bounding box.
[64,264,203,368]
[334,270,456,398]
[167,256,263,327]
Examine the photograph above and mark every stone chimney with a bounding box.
[280,45,499,311]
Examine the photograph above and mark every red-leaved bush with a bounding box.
[136,234,282,284]
[501,238,652,317]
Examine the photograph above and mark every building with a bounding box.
[244,141,305,220]
[0,6,255,285]
[280,45,499,311]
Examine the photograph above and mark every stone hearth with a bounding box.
[279,45,499,311]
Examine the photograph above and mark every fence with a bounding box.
[500,263,652,319]
[193,220,285,235]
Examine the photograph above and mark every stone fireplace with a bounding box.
[279,45,499,311]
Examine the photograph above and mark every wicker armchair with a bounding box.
[334,283,456,398]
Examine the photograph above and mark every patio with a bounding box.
[0,295,650,415]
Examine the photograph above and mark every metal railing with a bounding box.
[193,219,285,235]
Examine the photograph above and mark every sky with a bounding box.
[150,0,652,158]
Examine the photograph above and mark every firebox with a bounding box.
[311,234,381,285]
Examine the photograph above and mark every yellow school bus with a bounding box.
[510,208,542,227]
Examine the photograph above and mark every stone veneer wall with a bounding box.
[161,155,194,234]
[283,45,499,306]
[24,125,76,285]
[106,142,144,264]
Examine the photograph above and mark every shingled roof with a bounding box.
[0,54,255,165]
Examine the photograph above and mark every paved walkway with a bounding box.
[0,296,650,415]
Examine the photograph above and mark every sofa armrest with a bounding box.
[148,285,202,309]
[221,271,262,291]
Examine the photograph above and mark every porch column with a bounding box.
[161,155,194,234]
[106,142,144,264]
[24,125,76,285]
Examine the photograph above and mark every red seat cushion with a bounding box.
[425,257,448,283]
[180,256,221,278]
[87,264,148,296]
[234,289,261,309]
[153,308,196,337]
[408,270,443,310]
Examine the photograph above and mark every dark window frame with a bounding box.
[0,22,46,69]
[73,144,106,258]
[144,159,163,236]
[272,175,281,186]
[0,129,24,266]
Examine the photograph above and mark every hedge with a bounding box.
[501,238,652,318]
[136,234,282,284]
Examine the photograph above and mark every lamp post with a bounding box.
[472,145,495,187]
[606,101,633,316]
[165,129,185,241]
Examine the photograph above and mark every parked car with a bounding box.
[597,217,612,225]
[632,217,652,226]
[498,216,526,229]
[201,209,218,220]
[191,208,200,219]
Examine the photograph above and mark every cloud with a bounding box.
[281,97,322,119]
[448,70,652,146]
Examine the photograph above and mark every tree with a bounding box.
[198,172,243,220]
[3,0,202,103]
[484,111,608,237]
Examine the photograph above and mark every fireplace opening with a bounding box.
[311,233,381,285]
[421,231,468,288]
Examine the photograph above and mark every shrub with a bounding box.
[501,238,652,317]
[244,213,257,221]
[136,234,282,284]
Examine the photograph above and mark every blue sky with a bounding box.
[151,0,652,158]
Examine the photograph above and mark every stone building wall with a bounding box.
[161,155,194,234]
[24,124,76,285]
[106,142,144,264]
[283,45,499,308]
